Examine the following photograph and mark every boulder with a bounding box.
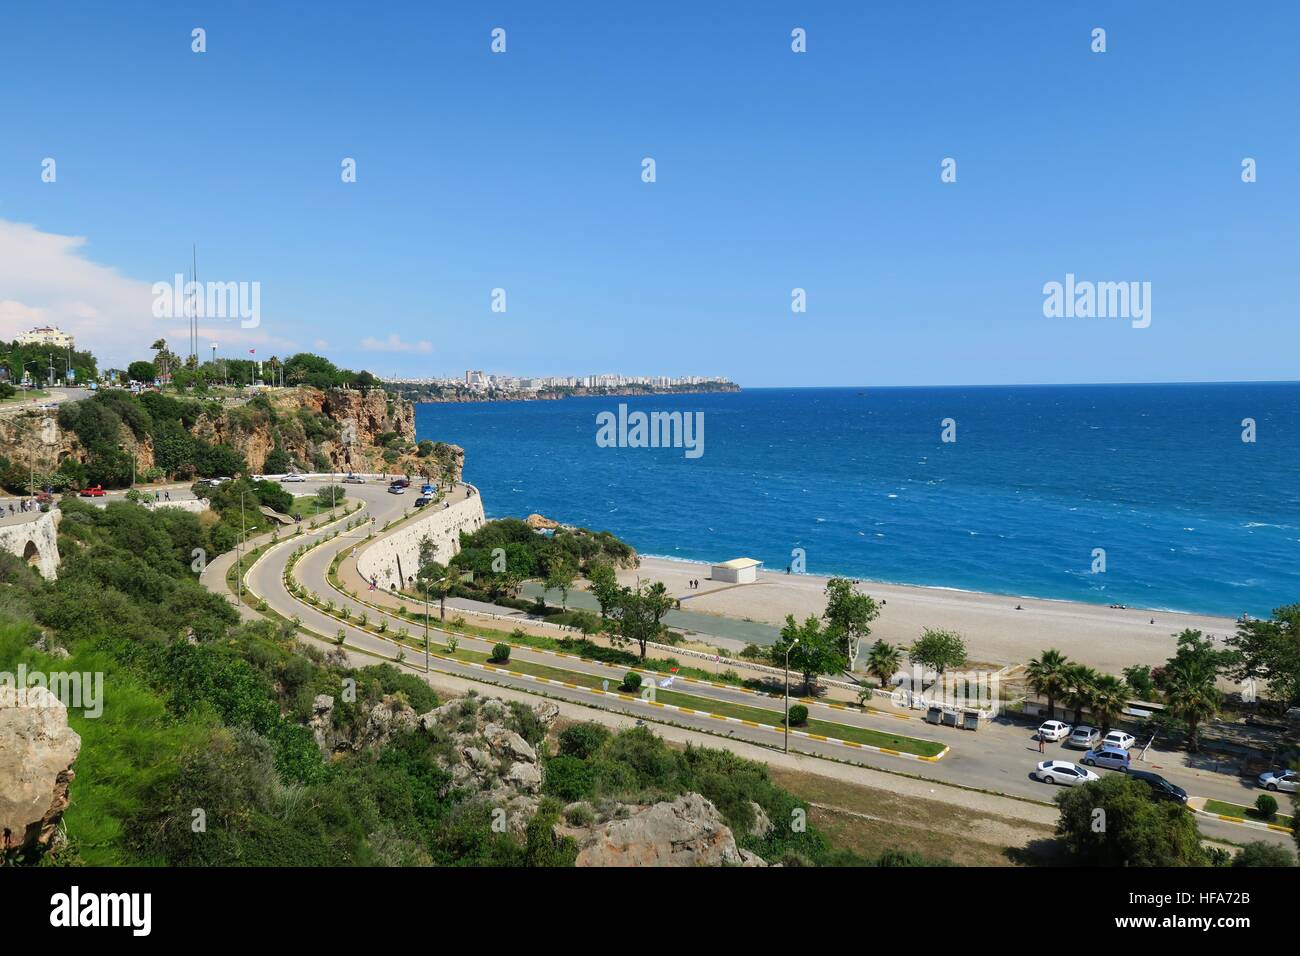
[566,793,746,867]
[504,761,542,794]
[0,685,81,855]
[748,800,772,838]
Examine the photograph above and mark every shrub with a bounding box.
[559,723,610,760]
[542,756,596,802]
[1232,841,1294,867]
[1255,794,1279,820]
[787,704,809,727]
[621,671,642,693]
[490,643,510,664]
[564,802,595,827]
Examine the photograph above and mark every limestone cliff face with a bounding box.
[0,685,81,856]
[0,386,442,481]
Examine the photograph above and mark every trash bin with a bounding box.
[925,705,944,725]
[942,708,960,727]
[962,710,981,731]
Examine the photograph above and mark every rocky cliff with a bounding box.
[0,386,457,483]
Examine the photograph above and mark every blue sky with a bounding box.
[1,2,1295,385]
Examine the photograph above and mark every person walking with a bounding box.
[1038,733,1046,754]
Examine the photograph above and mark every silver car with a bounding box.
[1067,725,1101,749]
[1258,769,1297,793]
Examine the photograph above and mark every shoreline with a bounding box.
[616,555,1241,675]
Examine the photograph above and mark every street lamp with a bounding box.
[423,577,431,673]
[784,637,799,753]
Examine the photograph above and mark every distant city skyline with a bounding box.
[0,4,1296,387]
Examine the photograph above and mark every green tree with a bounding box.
[1055,774,1207,866]
[1063,664,1101,726]
[1122,664,1156,701]
[1227,604,1300,707]
[1088,674,1130,733]
[544,558,577,610]
[587,561,620,619]
[908,628,966,676]
[608,581,675,660]
[127,360,157,383]
[1027,649,1071,721]
[773,614,848,694]
[822,577,880,669]
[1163,657,1221,752]
[864,640,902,688]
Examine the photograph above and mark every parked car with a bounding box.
[414,496,432,507]
[1037,720,1072,742]
[387,485,405,495]
[1102,730,1136,750]
[1258,769,1297,793]
[421,483,436,496]
[1033,760,1099,787]
[1067,725,1102,749]
[390,478,410,489]
[280,473,306,483]
[343,475,366,484]
[1081,746,1131,772]
[1127,770,1188,804]
[78,485,106,497]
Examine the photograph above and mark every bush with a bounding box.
[490,643,510,664]
[787,704,809,727]
[1255,794,1279,820]
[559,723,610,760]
[1232,841,1294,867]
[621,671,642,693]
[542,755,596,802]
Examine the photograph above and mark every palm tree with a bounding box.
[421,563,459,621]
[1026,649,1071,720]
[1064,664,1101,726]
[1164,658,1221,752]
[865,641,902,688]
[1089,674,1130,733]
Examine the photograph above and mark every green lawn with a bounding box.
[1,388,49,404]
[290,495,346,518]
[1205,799,1294,829]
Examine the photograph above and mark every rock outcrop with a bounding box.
[558,792,766,867]
[0,685,81,855]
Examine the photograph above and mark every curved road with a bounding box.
[200,478,1296,853]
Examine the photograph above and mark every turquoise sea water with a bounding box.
[414,384,1300,618]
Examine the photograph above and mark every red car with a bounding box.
[78,485,106,497]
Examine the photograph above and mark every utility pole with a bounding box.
[784,637,799,754]
[237,489,246,600]
[423,579,430,673]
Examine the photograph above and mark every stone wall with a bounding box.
[356,487,486,591]
[0,511,60,580]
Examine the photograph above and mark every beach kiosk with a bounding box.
[711,557,762,584]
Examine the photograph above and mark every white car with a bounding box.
[1067,725,1101,749]
[1102,730,1136,751]
[1037,720,1072,742]
[280,473,306,483]
[1258,769,1297,793]
[1033,760,1099,787]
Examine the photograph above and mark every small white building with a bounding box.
[711,557,761,584]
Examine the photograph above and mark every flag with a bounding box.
[249,348,255,355]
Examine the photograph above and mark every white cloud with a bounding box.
[359,333,433,354]
[0,219,297,367]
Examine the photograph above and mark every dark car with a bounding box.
[414,496,432,508]
[1127,770,1188,804]
[389,478,410,489]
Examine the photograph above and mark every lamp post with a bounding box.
[784,637,799,753]
[423,578,431,673]
[236,488,246,601]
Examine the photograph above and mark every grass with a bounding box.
[1205,799,1294,829]
[766,765,1059,866]
[289,495,346,519]
[1,388,49,404]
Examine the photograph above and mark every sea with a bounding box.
[414,384,1300,619]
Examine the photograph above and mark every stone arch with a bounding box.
[22,540,39,566]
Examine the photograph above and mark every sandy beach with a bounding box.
[615,556,1241,675]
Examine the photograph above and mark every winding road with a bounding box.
[197,478,1296,852]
